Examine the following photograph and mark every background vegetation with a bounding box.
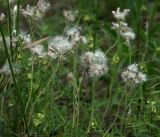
[0,0,160,137]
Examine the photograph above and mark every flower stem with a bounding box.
[0,26,28,134]
[7,0,13,60]
[16,0,20,34]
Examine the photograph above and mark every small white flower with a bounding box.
[112,7,130,20]
[48,36,73,58]
[63,10,79,22]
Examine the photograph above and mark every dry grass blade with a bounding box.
[22,36,51,50]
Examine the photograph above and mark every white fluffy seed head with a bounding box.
[122,30,136,44]
[81,50,107,66]
[22,0,50,20]
[81,51,94,65]
[65,26,81,35]
[136,72,147,83]
[112,21,128,31]
[89,64,108,78]
[47,49,57,59]
[127,63,138,72]
[37,0,50,13]
[48,36,73,58]
[35,8,44,19]
[21,5,35,17]
[64,26,81,39]
[1,31,31,48]
[64,26,87,45]
[63,10,79,22]
[29,45,46,58]
[112,21,135,45]
[93,50,107,65]
[112,7,130,20]
[121,64,147,85]
[112,8,135,45]
[81,50,108,77]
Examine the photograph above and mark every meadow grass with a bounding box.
[0,0,160,137]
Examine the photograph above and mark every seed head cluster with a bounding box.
[112,8,130,20]
[47,25,87,59]
[48,36,73,58]
[0,4,148,84]
[0,31,31,48]
[112,7,135,45]
[121,64,147,85]
[64,26,87,45]
[29,45,46,58]
[21,0,50,20]
[81,50,108,77]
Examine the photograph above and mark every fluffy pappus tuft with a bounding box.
[64,26,87,45]
[121,64,147,85]
[63,10,79,22]
[48,36,73,58]
[112,7,130,20]
[81,50,108,78]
